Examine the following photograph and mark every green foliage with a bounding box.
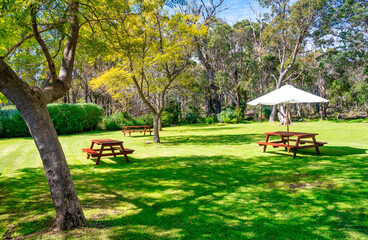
[48,104,103,135]
[217,108,238,123]
[0,104,103,138]
[205,116,215,124]
[137,114,154,126]
[0,110,30,138]
[102,112,155,130]
[262,107,272,119]
[164,98,181,124]
[161,111,175,127]
[185,112,198,123]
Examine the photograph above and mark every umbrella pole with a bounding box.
[287,104,290,153]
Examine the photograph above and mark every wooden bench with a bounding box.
[81,148,100,157]
[122,125,153,136]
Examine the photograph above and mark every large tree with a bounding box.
[90,0,205,143]
[261,0,327,121]
[0,0,85,230]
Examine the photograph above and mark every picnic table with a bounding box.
[256,131,327,158]
[82,139,134,165]
[122,125,152,136]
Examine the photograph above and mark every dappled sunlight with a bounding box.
[1,123,368,239]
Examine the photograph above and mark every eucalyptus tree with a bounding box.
[0,0,86,230]
[261,0,327,121]
[181,0,226,115]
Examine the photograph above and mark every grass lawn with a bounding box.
[0,121,367,239]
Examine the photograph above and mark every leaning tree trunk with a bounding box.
[0,60,86,230]
[20,100,86,230]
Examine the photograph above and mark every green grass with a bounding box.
[0,122,368,239]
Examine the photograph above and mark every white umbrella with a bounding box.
[248,85,329,150]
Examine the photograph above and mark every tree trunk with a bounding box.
[258,105,263,122]
[0,60,86,230]
[21,102,86,230]
[153,113,160,143]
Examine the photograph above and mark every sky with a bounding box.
[216,0,269,24]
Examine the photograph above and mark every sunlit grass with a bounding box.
[0,121,367,239]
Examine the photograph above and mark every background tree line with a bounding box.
[10,0,364,124]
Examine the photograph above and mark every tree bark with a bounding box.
[0,60,86,230]
[0,0,85,230]
[153,113,160,143]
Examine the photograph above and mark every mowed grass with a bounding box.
[0,121,367,239]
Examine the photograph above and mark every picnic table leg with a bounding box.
[96,144,105,165]
[312,136,320,155]
[292,138,300,158]
[87,142,95,159]
[149,126,152,135]
[144,127,146,136]
[263,135,269,153]
[280,136,287,150]
[110,145,117,157]
[120,143,130,162]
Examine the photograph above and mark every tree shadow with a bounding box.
[1,153,367,239]
[256,145,367,159]
[161,133,265,146]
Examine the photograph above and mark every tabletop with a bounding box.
[264,131,318,137]
[92,139,123,145]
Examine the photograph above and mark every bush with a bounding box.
[262,107,272,119]
[205,116,214,124]
[48,104,103,135]
[0,103,103,138]
[0,110,30,138]
[161,111,175,127]
[137,114,154,126]
[217,108,237,123]
[185,112,198,123]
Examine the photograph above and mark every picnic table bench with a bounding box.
[122,125,152,136]
[256,131,327,158]
[82,139,134,165]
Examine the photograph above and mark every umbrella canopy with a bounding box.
[248,85,329,106]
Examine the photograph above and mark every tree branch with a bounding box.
[30,4,58,84]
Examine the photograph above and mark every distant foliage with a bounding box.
[0,104,103,138]
[161,111,175,127]
[217,108,238,123]
[185,112,198,123]
[102,112,154,130]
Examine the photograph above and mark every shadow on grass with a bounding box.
[1,152,367,239]
[161,133,265,146]
[260,145,367,158]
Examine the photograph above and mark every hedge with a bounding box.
[0,103,103,138]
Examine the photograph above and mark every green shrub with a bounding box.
[262,107,272,119]
[185,112,198,123]
[205,116,214,124]
[137,114,154,126]
[161,111,175,127]
[217,108,237,123]
[0,110,30,138]
[48,104,103,135]
[0,103,103,138]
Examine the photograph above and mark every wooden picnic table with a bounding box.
[122,125,152,136]
[256,131,327,158]
[82,139,134,165]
